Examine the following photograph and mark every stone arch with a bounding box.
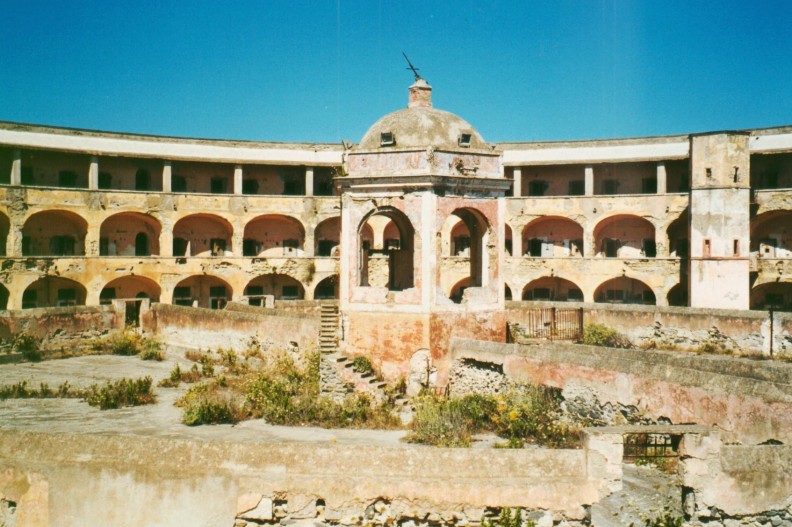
[522,216,584,257]
[314,275,339,299]
[101,275,161,304]
[358,207,415,291]
[0,211,8,256]
[315,217,340,256]
[449,277,471,304]
[243,214,306,257]
[22,276,87,308]
[593,214,656,258]
[449,207,490,289]
[522,276,583,301]
[751,211,792,258]
[99,212,161,256]
[22,210,88,256]
[667,282,688,307]
[172,214,233,257]
[751,281,792,311]
[666,210,689,258]
[505,223,514,257]
[171,275,232,309]
[594,276,656,305]
[504,283,513,301]
[244,273,305,302]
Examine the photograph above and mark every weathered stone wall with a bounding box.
[144,303,319,352]
[450,337,792,444]
[0,305,121,351]
[507,301,792,358]
[0,430,608,527]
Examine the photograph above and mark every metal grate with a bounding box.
[510,307,583,341]
[624,433,681,471]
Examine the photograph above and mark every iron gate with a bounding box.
[509,307,583,341]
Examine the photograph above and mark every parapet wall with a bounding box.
[0,305,121,352]
[506,301,792,358]
[450,337,792,444]
[0,430,605,527]
[144,303,320,352]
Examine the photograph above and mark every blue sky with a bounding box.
[1,1,791,144]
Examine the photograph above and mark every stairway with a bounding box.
[319,304,339,354]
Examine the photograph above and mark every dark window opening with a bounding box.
[173,286,192,306]
[528,180,546,197]
[243,239,259,257]
[604,239,619,258]
[100,288,116,305]
[453,236,471,256]
[50,236,76,256]
[173,238,188,257]
[380,132,395,146]
[98,172,112,189]
[315,282,336,299]
[135,169,150,191]
[246,286,264,306]
[135,232,149,256]
[242,179,259,195]
[458,133,472,147]
[385,238,400,251]
[568,180,585,196]
[567,288,583,301]
[210,178,227,194]
[282,239,299,255]
[528,238,542,257]
[317,240,336,257]
[210,239,226,256]
[209,286,227,309]
[606,289,625,302]
[642,177,657,194]
[603,179,618,195]
[283,178,302,196]
[172,175,187,193]
[281,285,299,299]
[58,170,78,188]
[99,237,109,256]
[57,288,77,306]
[642,239,657,258]
[22,290,37,309]
[21,167,33,185]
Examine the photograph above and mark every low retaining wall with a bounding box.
[0,431,611,527]
[506,301,792,359]
[0,305,122,352]
[449,337,792,445]
[144,303,319,352]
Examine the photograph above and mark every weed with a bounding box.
[583,323,632,348]
[0,380,81,400]
[83,376,155,409]
[179,382,245,425]
[483,508,534,527]
[696,342,732,355]
[108,331,142,356]
[139,338,164,361]
[350,355,376,377]
[12,333,41,362]
[157,363,202,387]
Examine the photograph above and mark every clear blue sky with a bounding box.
[1,1,791,144]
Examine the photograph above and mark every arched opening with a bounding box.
[243,214,305,257]
[0,212,9,257]
[315,217,340,256]
[22,210,87,256]
[751,282,792,311]
[751,211,792,259]
[314,275,339,299]
[594,215,656,258]
[244,274,305,304]
[522,216,584,257]
[0,283,8,310]
[100,275,161,304]
[22,276,86,309]
[172,275,232,309]
[667,282,688,307]
[522,276,583,301]
[505,224,513,257]
[99,212,161,256]
[504,284,512,301]
[449,208,489,291]
[595,277,656,305]
[172,214,233,257]
[450,277,471,304]
[667,211,689,258]
[358,208,415,291]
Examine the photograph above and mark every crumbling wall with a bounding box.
[507,301,784,358]
[0,305,121,352]
[450,337,792,444]
[0,430,606,527]
[145,303,319,352]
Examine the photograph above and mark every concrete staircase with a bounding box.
[319,304,339,353]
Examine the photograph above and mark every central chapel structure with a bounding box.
[0,78,791,358]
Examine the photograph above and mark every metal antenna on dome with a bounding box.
[402,52,423,81]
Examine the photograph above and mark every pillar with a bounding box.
[6,225,22,257]
[657,162,667,194]
[10,149,21,186]
[305,167,314,197]
[583,225,596,258]
[162,161,172,193]
[159,218,173,257]
[231,221,243,257]
[88,156,99,190]
[233,165,243,195]
[512,167,522,197]
[656,223,670,257]
[585,166,594,196]
[304,229,315,258]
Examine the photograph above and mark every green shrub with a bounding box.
[108,331,142,356]
[13,333,42,362]
[0,380,82,400]
[483,508,534,527]
[83,376,155,409]
[180,383,244,425]
[350,355,376,377]
[407,395,474,447]
[583,323,632,348]
[139,338,164,361]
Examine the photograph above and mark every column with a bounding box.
[656,162,667,194]
[6,225,22,257]
[304,229,315,258]
[305,167,314,197]
[512,167,522,197]
[88,156,99,190]
[159,218,173,257]
[10,149,21,186]
[233,165,243,195]
[656,223,670,257]
[162,161,172,193]
[585,166,594,196]
[583,226,595,258]
[231,221,243,257]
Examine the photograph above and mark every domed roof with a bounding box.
[357,79,486,151]
[358,107,487,150]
